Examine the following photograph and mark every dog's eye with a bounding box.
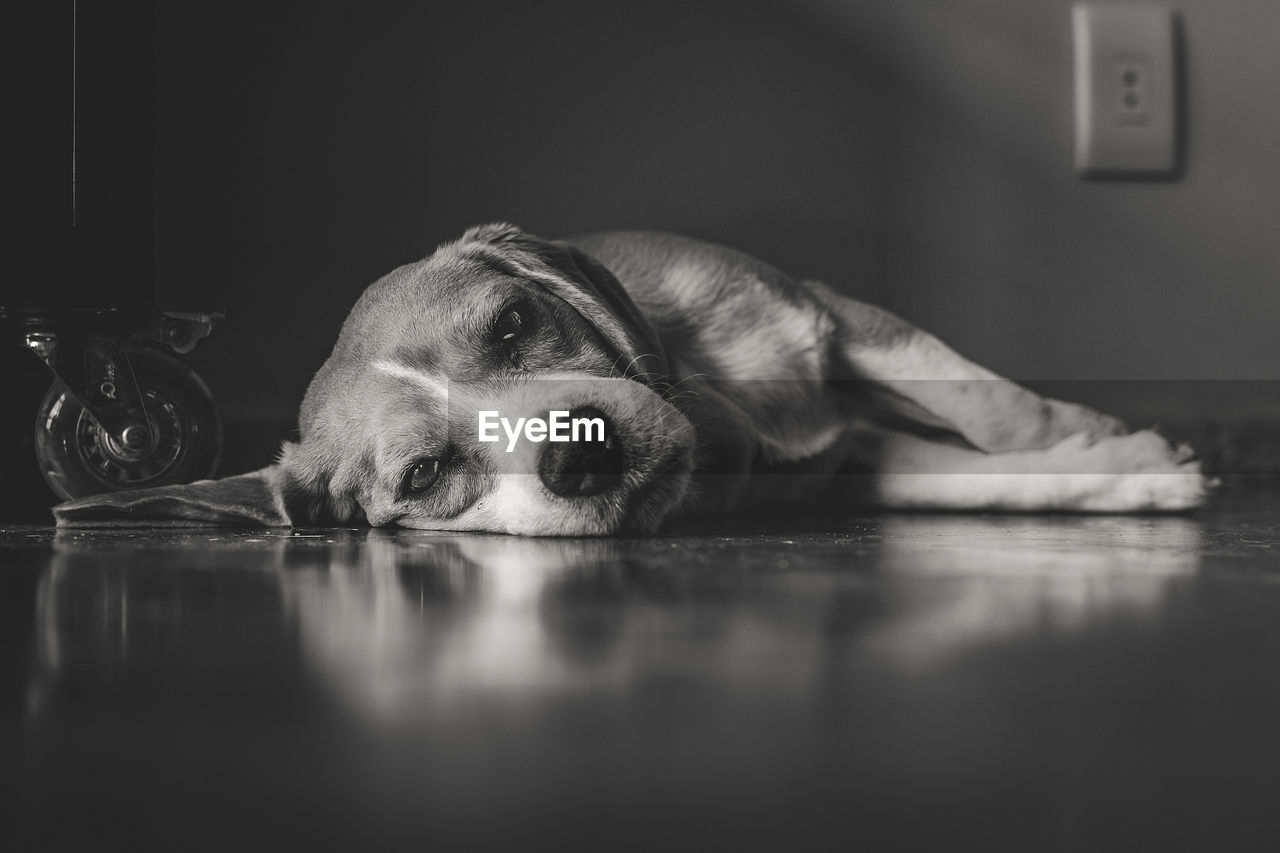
[492,299,536,364]
[402,458,441,496]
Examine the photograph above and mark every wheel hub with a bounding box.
[76,390,185,487]
[117,424,153,451]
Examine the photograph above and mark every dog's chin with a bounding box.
[511,466,691,537]
[610,474,687,535]
[615,452,693,535]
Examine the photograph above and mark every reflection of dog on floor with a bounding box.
[56,224,1207,534]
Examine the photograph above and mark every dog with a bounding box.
[54,224,1208,534]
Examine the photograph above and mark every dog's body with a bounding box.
[56,224,1207,534]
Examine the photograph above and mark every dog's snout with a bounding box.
[538,407,625,498]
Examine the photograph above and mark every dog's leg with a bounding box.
[808,281,1127,453]
[856,426,1206,512]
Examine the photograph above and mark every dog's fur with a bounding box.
[55,224,1207,534]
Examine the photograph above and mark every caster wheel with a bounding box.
[34,346,223,501]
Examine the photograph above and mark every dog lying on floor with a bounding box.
[55,224,1207,534]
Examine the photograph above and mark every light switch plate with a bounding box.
[1073,3,1179,177]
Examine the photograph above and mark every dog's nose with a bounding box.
[538,407,625,498]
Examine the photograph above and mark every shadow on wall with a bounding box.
[153,0,1280,475]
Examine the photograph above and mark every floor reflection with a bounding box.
[869,515,1202,670]
[14,509,1280,848]
[31,516,1202,727]
[278,534,642,719]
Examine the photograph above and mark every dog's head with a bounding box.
[56,225,695,535]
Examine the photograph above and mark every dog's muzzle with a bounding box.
[537,407,625,498]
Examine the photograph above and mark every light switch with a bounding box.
[1073,3,1180,177]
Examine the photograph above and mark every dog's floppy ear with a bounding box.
[52,443,360,528]
[548,241,669,381]
[462,223,669,385]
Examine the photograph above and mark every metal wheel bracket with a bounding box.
[25,334,152,441]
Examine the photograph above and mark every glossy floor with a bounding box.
[4,485,1280,850]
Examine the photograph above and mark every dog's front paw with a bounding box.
[1046,429,1208,512]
